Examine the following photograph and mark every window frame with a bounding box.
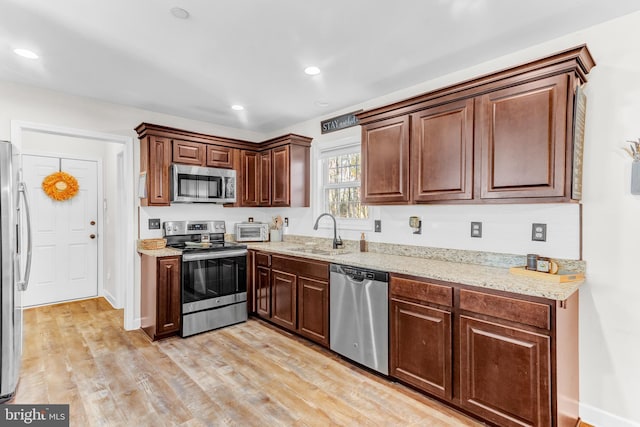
[314,137,375,232]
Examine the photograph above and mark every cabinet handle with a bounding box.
[90,234,96,239]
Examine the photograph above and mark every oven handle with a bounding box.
[182,249,248,262]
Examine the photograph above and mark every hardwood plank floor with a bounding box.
[15,298,482,426]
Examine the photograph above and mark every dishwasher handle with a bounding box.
[330,263,388,283]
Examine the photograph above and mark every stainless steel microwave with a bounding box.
[170,164,236,204]
[235,222,270,242]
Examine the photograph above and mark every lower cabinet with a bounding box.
[390,274,579,427]
[459,316,551,427]
[140,254,181,341]
[271,270,297,330]
[250,251,329,347]
[390,299,452,400]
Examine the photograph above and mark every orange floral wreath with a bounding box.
[42,171,79,201]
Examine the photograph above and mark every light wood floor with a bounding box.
[16,298,482,426]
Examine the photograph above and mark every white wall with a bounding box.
[1,10,639,426]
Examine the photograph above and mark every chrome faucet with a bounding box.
[313,213,343,249]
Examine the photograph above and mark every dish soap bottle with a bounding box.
[360,232,367,252]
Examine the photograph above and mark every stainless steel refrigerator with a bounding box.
[0,140,31,403]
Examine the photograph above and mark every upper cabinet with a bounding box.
[356,45,595,205]
[361,116,410,204]
[135,124,312,208]
[478,74,569,199]
[140,135,171,206]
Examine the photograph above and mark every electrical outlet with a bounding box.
[284,217,289,227]
[470,221,482,238]
[148,218,161,229]
[532,223,547,242]
[374,220,382,232]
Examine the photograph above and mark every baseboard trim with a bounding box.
[580,403,640,427]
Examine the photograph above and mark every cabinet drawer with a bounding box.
[271,255,328,281]
[459,289,550,330]
[256,252,271,267]
[390,277,453,307]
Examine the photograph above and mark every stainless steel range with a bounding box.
[164,220,247,337]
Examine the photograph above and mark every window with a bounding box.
[317,141,372,230]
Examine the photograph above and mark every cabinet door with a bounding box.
[206,145,235,169]
[147,136,172,206]
[271,270,297,330]
[297,277,329,347]
[271,145,290,207]
[173,140,205,165]
[390,299,452,399]
[156,257,181,336]
[256,265,271,317]
[259,151,272,206]
[478,74,569,199]
[240,150,260,207]
[459,315,551,427]
[411,99,474,201]
[361,115,410,204]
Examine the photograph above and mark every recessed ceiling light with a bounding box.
[170,7,190,19]
[315,101,329,108]
[13,48,39,59]
[304,66,321,76]
[231,105,244,111]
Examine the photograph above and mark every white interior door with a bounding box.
[21,155,98,307]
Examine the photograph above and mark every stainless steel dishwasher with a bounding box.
[330,264,389,375]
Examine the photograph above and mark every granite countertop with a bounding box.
[247,241,583,301]
[137,245,182,257]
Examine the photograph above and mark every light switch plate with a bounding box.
[148,218,161,230]
[532,223,547,241]
[374,220,382,232]
[470,221,482,238]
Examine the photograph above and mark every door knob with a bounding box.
[90,234,96,239]
[90,220,96,226]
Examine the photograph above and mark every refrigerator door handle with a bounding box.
[16,182,32,292]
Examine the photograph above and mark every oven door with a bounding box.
[181,250,247,314]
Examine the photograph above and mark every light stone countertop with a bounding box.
[247,241,583,301]
[137,246,182,257]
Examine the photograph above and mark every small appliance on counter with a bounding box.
[163,220,247,337]
[235,222,270,242]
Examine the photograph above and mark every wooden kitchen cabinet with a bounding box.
[390,277,453,400]
[478,74,569,200]
[255,252,271,317]
[389,274,579,427]
[410,99,474,202]
[356,45,595,205]
[271,270,297,330]
[361,115,410,204]
[140,255,181,340]
[140,135,172,206]
[459,315,551,427]
[206,145,235,168]
[297,276,329,347]
[135,124,313,208]
[173,140,205,165]
[259,150,272,206]
[271,145,290,207]
[251,252,330,347]
[240,150,260,207]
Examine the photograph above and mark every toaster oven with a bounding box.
[235,222,269,242]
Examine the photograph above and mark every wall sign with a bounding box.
[320,110,362,134]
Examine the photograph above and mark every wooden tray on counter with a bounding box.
[509,266,584,283]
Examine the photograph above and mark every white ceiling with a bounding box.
[2,0,639,134]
